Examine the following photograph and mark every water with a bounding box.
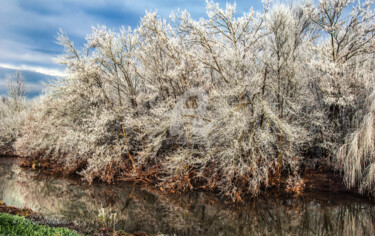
[1,157,375,235]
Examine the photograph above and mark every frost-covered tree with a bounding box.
[10,0,375,200]
[7,71,26,112]
[304,0,375,194]
[308,0,375,146]
[0,72,28,155]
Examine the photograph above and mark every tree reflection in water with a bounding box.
[0,158,374,235]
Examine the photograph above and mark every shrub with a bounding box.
[11,0,375,199]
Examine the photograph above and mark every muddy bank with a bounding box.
[0,201,83,234]
[0,201,147,236]
[0,200,34,216]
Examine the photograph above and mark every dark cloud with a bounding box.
[17,1,62,16]
[28,47,61,56]
[13,26,57,45]
[83,5,140,26]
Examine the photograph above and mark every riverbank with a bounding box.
[0,154,366,204]
[1,155,374,235]
[0,201,82,236]
[0,201,148,236]
[0,213,81,236]
[0,157,152,235]
[12,153,360,200]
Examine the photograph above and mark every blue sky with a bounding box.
[0,0,264,78]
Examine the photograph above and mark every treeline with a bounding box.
[1,0,374,201]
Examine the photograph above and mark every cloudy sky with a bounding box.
[0,0,264,78]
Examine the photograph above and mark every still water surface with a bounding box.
[1,157,375,235]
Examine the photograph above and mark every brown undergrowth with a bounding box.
[17,154,351,203]
[20,155,87,177]
[20,155,161,186]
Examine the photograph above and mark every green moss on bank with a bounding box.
[0,213,81,236]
